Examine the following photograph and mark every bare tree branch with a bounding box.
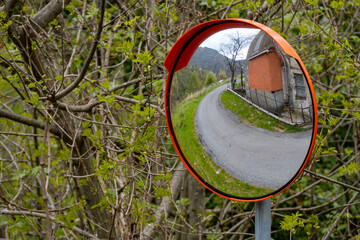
[0,108,61,137]
[140,164,186,240]
[1,0,20,17]
[304,169,360,193]
[54,0,106,100]
[31,0,71,30]
[55,99,101,112]
[108,74,163,93]
[115,95,165,117]
[321,192,360,240]
[0,208,100,239]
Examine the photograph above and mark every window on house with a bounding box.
[294,73,306,99]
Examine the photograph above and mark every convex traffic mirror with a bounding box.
[164,19,318,201]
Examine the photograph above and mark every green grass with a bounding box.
[221,91,305,133]
[172,84,273,198]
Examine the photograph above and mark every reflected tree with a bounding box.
[220,32,251,91]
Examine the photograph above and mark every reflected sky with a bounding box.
[199,28,260,60]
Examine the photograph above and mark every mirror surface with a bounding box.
[170,28,314,198]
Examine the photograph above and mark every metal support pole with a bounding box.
[255,198,271,240]
[241,67,244,90]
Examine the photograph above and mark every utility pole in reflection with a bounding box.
[240,66,244,90]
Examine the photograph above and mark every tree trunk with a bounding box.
[8,25,113,239]
[187,174,205,240]
[72,137,113,239]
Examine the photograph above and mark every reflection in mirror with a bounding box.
[170,28,314,198]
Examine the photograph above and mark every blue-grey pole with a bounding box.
[255,198,271,240]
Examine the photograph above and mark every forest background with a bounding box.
[0,0,359,239]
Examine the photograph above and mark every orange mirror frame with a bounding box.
[164,19,318,202]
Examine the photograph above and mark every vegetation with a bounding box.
[171,65,215,105]
[172,84,273,197]
[204,71,217,86]
[221,90,305,132]
[218,69,228,80]
[0,0,359,239]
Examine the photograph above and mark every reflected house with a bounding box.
[243,31,313,125]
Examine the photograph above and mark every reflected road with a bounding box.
[195,84,312,189]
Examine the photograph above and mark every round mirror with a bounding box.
[164,19,318,201]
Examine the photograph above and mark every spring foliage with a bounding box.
[0,0,359,239]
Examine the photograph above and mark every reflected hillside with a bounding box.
[189,47,247,77]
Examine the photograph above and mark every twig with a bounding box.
[304,169,360,193]
[0,208,100,239]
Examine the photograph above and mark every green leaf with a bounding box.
[154,186,171,198]
[100,78,110,89]
[339,161,359,176]
[25,92,39,106]
[304,0,318,6]
[50,19,58,26]
[133,51,153,65]
[313,63,323,73]
[30,166,41,176]
[98,94,115,104]
[116,40,134,53]
[65,4,75,14]
[12,169,28,180]
[27,82,36,89]
[82,128,92,137]
[55,75,63,82]
[82,121,92,128]
[330,1,344,10]
[280,212,305,234]
[154,172,172,182]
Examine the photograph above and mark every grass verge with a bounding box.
[172,84,273,198]
[221,91,305,133]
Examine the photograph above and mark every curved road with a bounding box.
[195,84,312,189]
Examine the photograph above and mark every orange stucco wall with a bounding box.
[248,51,283,92]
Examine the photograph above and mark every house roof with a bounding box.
[246,31,275,59]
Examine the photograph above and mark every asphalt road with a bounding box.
[195,84,313,189]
